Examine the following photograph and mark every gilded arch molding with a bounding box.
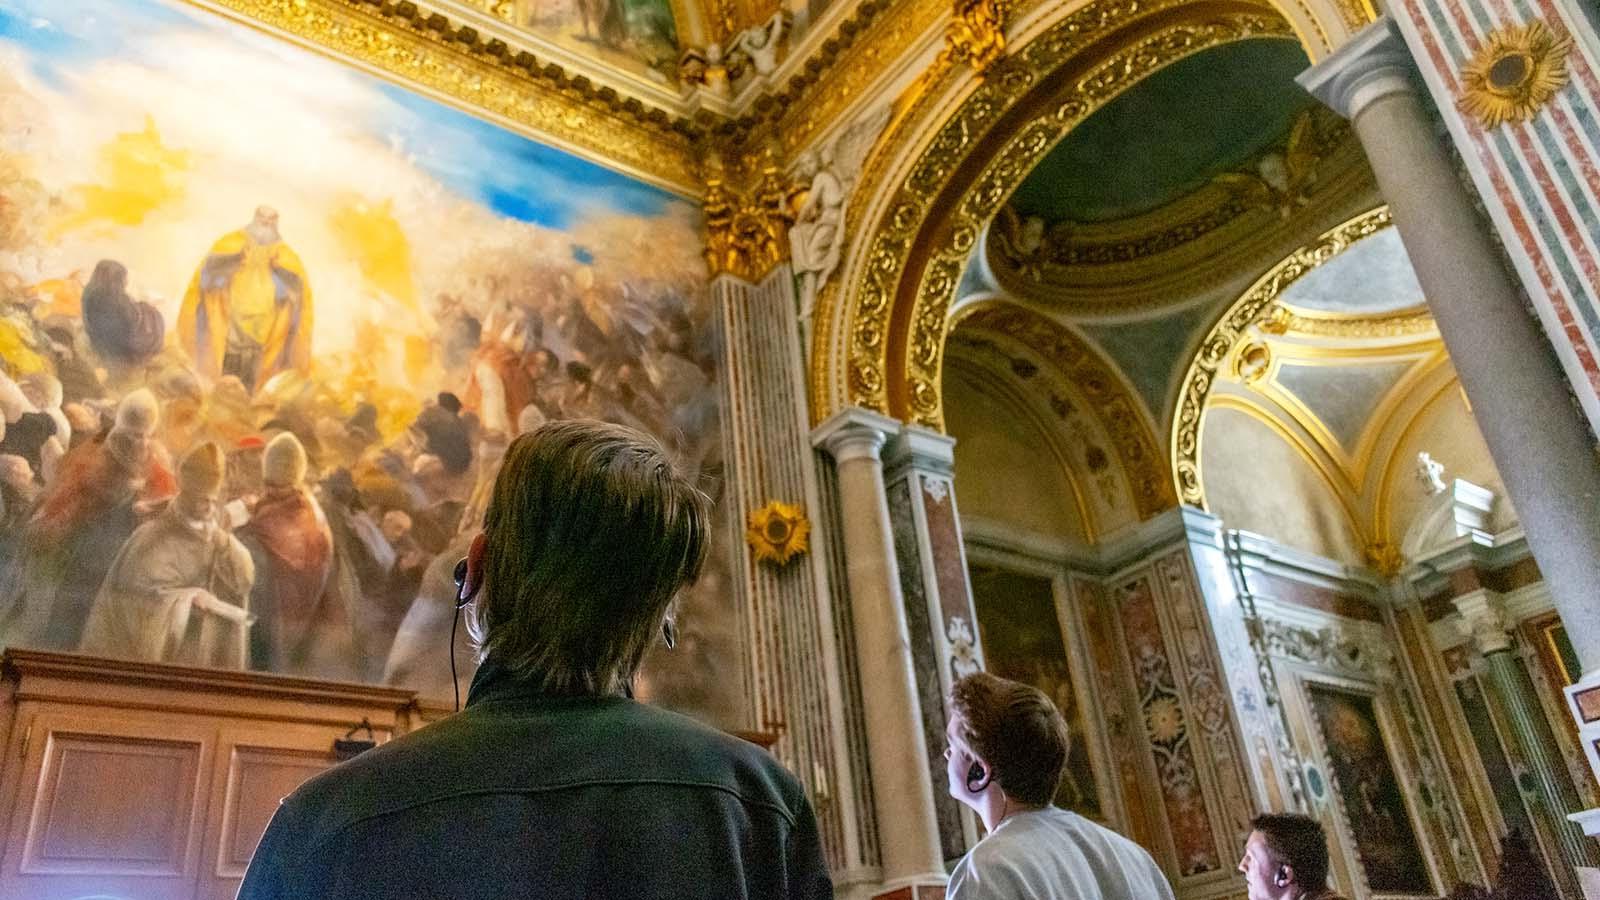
[811,0,1300,430]
[1169,205,1393,508]
[951,302,1177,519]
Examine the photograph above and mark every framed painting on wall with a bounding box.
[0,0,741,727]
[1306,683,1434,897]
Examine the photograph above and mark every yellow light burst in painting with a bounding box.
[52,116,192,238]
[1458,20,1573,129]
[745,501,811,566]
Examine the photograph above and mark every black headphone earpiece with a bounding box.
[452,557,478,609]
[966,761,989,793]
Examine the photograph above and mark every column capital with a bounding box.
[885,425,956,479]
[1453,588,1513,655]
[1297,17,1418,120]
[812,407,902,465]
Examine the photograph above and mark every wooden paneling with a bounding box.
[0,650,416,900]
[3,712,213,900]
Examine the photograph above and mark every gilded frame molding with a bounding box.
[1170,205,1392,507]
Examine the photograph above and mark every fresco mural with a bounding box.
[0,0,740,726]
[507,0,681,83]
[1306,684,1433,896]
[968,565,1102,819]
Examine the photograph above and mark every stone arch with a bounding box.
[950,301,1177,520]
[809,0,1320,431]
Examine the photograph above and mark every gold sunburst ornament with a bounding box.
[1458,20,1574,128]
[746,501,811,566]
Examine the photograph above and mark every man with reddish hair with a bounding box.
[944,671,1173,900]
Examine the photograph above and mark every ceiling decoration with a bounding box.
[817,0,1299,428]
[1273,360,1415,452]
[1275,226,1424,316]
[1172,205,1393,506]
[1005,39,1316,224]
[950,302,1176,520]
[983,37,1378,314]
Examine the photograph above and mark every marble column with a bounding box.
[813,408,947,891]
[713,265,866,876]
[1300,22,1600,797]
[1455,591,1600,887]
[883,425,986,857]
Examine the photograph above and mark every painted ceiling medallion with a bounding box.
[746,501,812,566]
[1458,20,1573,129]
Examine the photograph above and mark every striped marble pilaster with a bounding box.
[1389,0,1600,433]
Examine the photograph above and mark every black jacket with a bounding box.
[237,660,834,899]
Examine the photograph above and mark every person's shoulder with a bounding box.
[625,703,807,807]
[272,714,465,840]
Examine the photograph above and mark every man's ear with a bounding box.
[1275,863,1294,888]
[465,531,488,598]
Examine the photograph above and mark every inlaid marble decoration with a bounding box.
[0,0,734,724]
[1118,572,1222,876]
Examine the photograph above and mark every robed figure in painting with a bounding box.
[80,442,256,668]
[0,389,176,649]
[237,432,337,673]
[178,206,313,392]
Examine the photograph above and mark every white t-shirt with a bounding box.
[947,807,1176,900]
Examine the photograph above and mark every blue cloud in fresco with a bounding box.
[0,0,681,229]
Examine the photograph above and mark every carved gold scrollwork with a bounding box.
[944,0,1008,74]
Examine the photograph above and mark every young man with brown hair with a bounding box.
[944,671,1173,900]
[1239,813,1349,900]
[239,419,832,899]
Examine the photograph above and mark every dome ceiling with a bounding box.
[983,37,1374,316]
[1006,39,1315,224]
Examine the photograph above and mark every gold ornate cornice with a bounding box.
[702,146,793,281]
[1170,205,1392,507]
[826,0,1293,429]
[189,0,703,194]
[952,302,1177,518]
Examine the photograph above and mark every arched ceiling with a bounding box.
[1006,39,1315,224]
[979,37,1374,318]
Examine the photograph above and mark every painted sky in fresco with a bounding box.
[0,0,676,226]
[0,0,701,361]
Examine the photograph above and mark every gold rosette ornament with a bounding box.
[1459,20,1573,128]
[746,501,811,566]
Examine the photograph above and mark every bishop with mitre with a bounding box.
[79,441,256,669]
[178,206,313,392]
